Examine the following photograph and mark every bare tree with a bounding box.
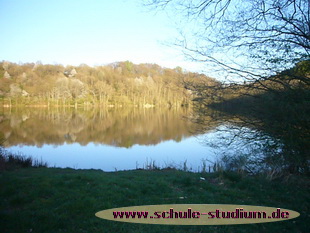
[146,0,310,84]
[146,0,310,175]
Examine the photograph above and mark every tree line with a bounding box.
[0,61,218,108]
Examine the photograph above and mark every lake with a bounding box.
[0,106,270,172]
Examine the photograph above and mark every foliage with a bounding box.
[201,83,310,176]
[0,61,218,107]
[0,147,47,170]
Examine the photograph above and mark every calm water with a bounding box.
[0,107,259,171]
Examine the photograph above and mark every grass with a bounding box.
[0,166,309,233]
[0,148,47,170]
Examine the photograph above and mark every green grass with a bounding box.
[0,167,309,233]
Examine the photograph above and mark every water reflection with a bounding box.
[0,107,214,147]
[1,107,287,173]
[1,107,222,171]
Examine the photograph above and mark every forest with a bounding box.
[0,60,218,108]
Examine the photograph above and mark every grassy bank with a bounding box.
[0,149,47,170]
[0,167,308,232]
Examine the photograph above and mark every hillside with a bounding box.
[0,61,218,107]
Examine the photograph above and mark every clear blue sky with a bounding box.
[0,0,203,71]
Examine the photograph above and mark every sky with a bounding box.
[0,0,204,72]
